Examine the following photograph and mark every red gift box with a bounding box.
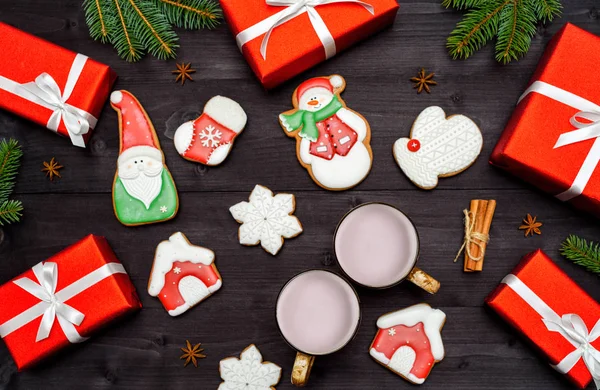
[491,23,600,217]
[0,235,141,371]
[0,22,117,147]
[485,250,600,389]
[221,0,399,89]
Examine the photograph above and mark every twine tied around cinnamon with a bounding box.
[453,209,489,263]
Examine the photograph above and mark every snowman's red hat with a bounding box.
[111,90,162,165]
[296,75,344,101]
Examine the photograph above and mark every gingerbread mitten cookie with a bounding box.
[111,90,179,226]
[393,106,482,189]
[174,96,247,166]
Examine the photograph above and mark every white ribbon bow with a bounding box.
[502,274,600,389]
[14,262,85,342]
[236,0,374,60]
[0,261,127,344]
[519,81,600,201]
[0,53,97,148]
[544,314,600,387]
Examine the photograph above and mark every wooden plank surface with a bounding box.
[1,1,600,389]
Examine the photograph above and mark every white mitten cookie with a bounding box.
[394,106,482,189]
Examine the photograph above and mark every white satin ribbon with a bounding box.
[502,274,600,389]
[519,81,600,201]
[0,53,97,148]
[0,261,127,344]
[236,0,374,60]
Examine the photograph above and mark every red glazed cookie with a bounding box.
[148,232,222,316]
[369,304,446,384]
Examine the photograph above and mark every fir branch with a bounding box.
[0,200,23,226]
[0,139,23,203]
[83,0,114,43]
[560,235,600,275]
[125,0,179,60]
[83,0,221,62]
[495,0,537,64]
[446,0,508,60]
[531,0,562,22]
[157,0,222,30]
[112,0,145,62]
[444,0,562,63]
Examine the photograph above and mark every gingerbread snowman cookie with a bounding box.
[148,232,222,316]
[174,96,247,166]
[279,75,373,191]
[111,90,179,226]
[393,106,483,189]
[369,304,446,385]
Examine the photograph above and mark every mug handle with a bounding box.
[291,352,315,387]
[407,267,440,294]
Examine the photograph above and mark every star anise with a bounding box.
[519,214,542,237]
[410,68,437,94]
[172,62,196,86]
[180,340,206,367]
[42,157,63,181]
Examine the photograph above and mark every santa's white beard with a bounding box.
[119,168,163,209]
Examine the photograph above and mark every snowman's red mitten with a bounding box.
[174,96,247,166]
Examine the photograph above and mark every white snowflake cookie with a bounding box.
[369,304,446,385]
[229,185,303,256]
[219,344,282,390]
[393,106,483,189]
[174,95,247,166]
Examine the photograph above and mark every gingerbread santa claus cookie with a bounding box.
[279,75,373,191]
[148,232,222,316]
[174,96,247,166]
[369,304,446,385]
[111,90,179,226]
[393,106,483,190]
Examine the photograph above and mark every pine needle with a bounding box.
[0,200,23,226]
[444,0,562,64]
[0,139,23,203]
[157,0,222,30]
[0,139,23,226]
[83,0,221,62]
[560,235,600,275]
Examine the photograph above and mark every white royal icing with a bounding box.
[219,345,281,390]
[229,185,303,256]
[311,142,371,190]
[393,106,482,189]
[148,232,216,296]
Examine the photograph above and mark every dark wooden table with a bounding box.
[1,1,600,389]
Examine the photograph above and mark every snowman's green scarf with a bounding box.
[281,96,343,141]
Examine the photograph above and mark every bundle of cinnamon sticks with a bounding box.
[464,199,496,272]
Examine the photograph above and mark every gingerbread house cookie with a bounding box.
[369,303,446,384]
[148,232,222,316]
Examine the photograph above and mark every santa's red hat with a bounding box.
[111,90,162,165]
[296,75,344,101]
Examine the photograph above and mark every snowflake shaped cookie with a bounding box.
[200,125,222,147]
[219,344,282,390]
[230,185,303,255]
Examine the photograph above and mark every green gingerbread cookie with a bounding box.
[111,90,179,226]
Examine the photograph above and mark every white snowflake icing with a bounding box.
[160,205,168,213]
[199,125,222,148]
[218,344,281,390]
[229,185,303,256]
[173,267,181,274]
[388,328,396,336]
